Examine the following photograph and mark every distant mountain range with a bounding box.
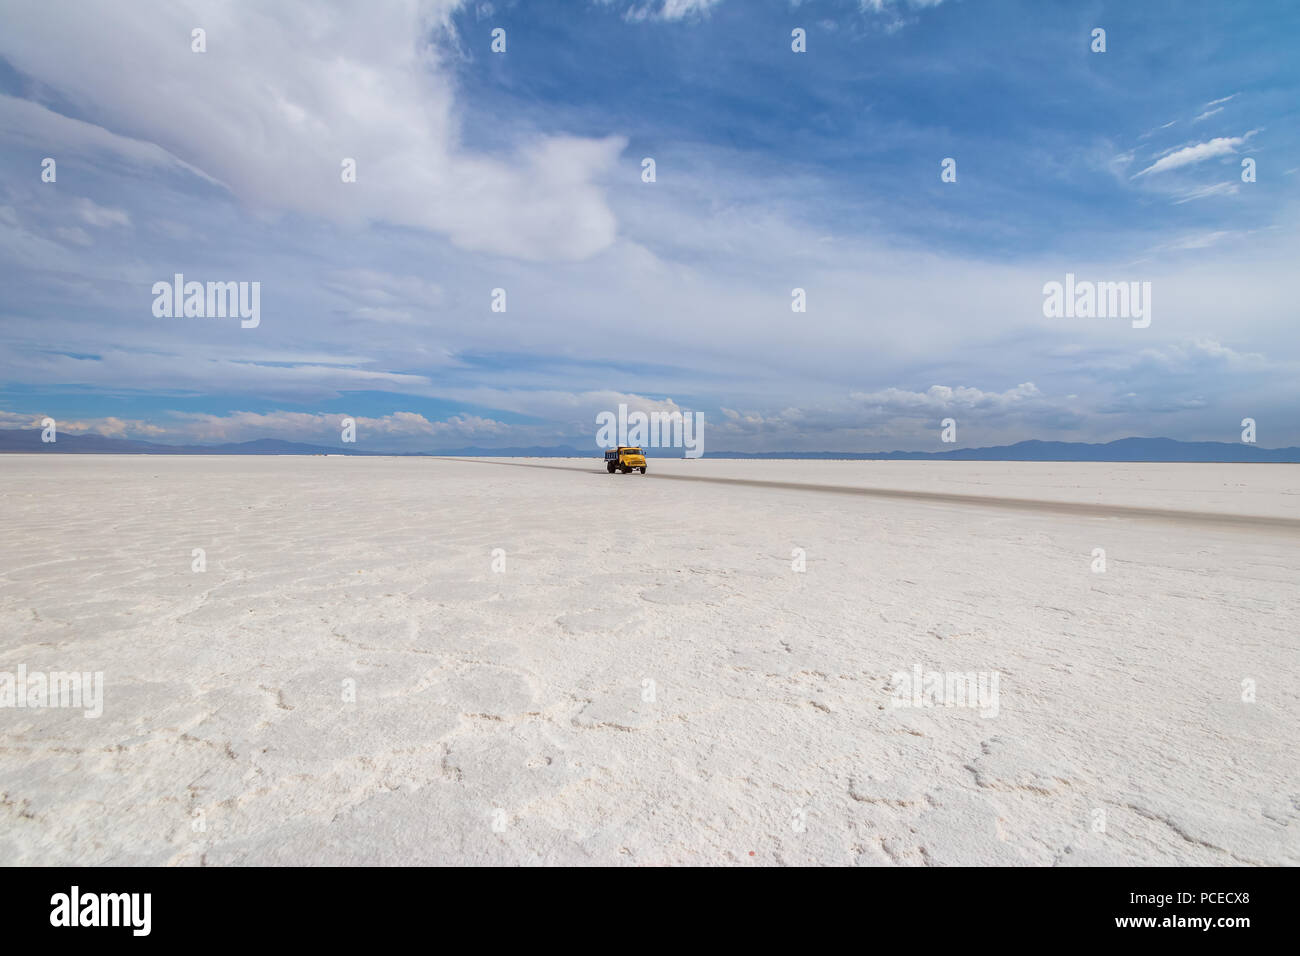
[2,428,1297,462]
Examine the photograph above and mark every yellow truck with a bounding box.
[604,446,647,474]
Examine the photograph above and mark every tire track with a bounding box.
[438,457,1300,533]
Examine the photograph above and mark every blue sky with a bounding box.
[1,0,1297,451]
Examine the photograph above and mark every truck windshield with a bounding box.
[623,448,642,455]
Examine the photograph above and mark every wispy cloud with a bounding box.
[1139,119,1178,140]
[75,199,132,230]
[860,0,948,11]
[1153,229,1250,251]
[620,0,722,22]
[1132,134,1253,177]
[1172,182,1240,204]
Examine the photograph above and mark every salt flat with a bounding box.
[1,455,1297,866]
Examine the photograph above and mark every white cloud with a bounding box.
[620,0,723,22]
[0,95,224,185]
[168,409,511,443]
[1172,182,1239,204]
[0,1,624,261]
[76,199,132,229]
[860,0,947,12]
[9,408,516,447]
[1138,120,1178,140]
[65,416,167,438]
[53,227,94,247]
[0,410,42,428]
[1132,134,1252,177]
[1082,339,1267,375]
[849,383,1041,411]
[657,0,723,19]
[707,383,1056,449]
[1157,229,1245,251]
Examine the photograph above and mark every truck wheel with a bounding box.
[639,466,647,474]
[607,463,615,473]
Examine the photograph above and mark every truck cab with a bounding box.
[604,447,647,474]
